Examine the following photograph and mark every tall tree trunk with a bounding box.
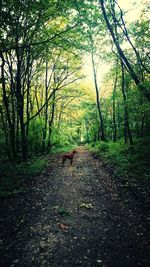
[0,108,11,160]
[16,47,27,160]
[84,117,89,143]
[140,115,145,137]
[47,91,55,151]
[1,52,17,159]
[16,114,19,151]
[26,47,31,150]
[121,61,133,145]
[6,52,17,156]
[42,55,48,152]
[112,62,118,142]
[57,102,64,131]
[99,0,150,102]
[91,52,105,141]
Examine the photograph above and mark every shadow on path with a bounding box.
[0,146,149,266]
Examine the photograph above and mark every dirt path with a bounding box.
[0,146,149,267]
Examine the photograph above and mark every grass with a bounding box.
[87,137,150,181]
[0,156,49,198]
[87,138,150,206]
[0,144,77,199]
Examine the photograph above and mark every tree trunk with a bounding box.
[140,115,145,137]
[47,91,56,151]
[42,55,48,152]
[0,108,11,160]
[84,118,89,143]
[1,52,17,159]
[91,52,105,141]
[121,62,133,145]
[6,52,17,157]
[99,0,150,102]
[112,62,118,142]
[16,47,27,161]
[26,47,31,151]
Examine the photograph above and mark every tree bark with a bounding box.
[0,108,11,160]
[84,118,90,143]
[42,54,48,152]
[1,52,17,159]
[26,47,31,147]
[99,0,150,102]
[91,52,105,141]
[47,91,56,151]
[112,62,118,142]
[140,115,145,137]
[121,61,133,145]
[16,47,27,161]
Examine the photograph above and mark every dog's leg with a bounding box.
[62,157,66,166]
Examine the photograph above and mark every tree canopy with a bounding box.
[0,0,150,161]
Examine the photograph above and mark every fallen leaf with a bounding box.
[79,203,93,209]
[59,223,69,230]
[97,259,102,263]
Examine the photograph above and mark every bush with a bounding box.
[87,141,109,153]
[0,156,49,198]
[98,142,109,152]
[87,138,150,181]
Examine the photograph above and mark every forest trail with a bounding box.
[0,146,149,267]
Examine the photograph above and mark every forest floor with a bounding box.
[0,146,150,267]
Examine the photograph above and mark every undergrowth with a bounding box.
[51,144,77,154]
[0,156,49,198]
[0,144,77,198]
[87,137,150,182]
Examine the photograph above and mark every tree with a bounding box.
[74,0,106,140]
[112,60,118,142]
[99,0,150,102]
[0,0,82,160]
[120,60,133,145]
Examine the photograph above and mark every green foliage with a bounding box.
[28,119,44,154]
[87,141,109,152]
[58,207,70,217]
[0,156,48,198]
[51,143,76,154]
[87,138,150,180]
[50,126,78,150]
[16,157,48,176]
[0,0,150,163]
[0,131,7,159]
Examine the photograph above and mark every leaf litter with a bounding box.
[0,146,150,267]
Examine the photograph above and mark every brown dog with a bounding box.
[62,150,77,165]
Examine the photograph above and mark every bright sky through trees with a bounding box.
[0,0,149,160]
[83,0,145,92]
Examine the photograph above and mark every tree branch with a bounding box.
[0,23,79,53]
